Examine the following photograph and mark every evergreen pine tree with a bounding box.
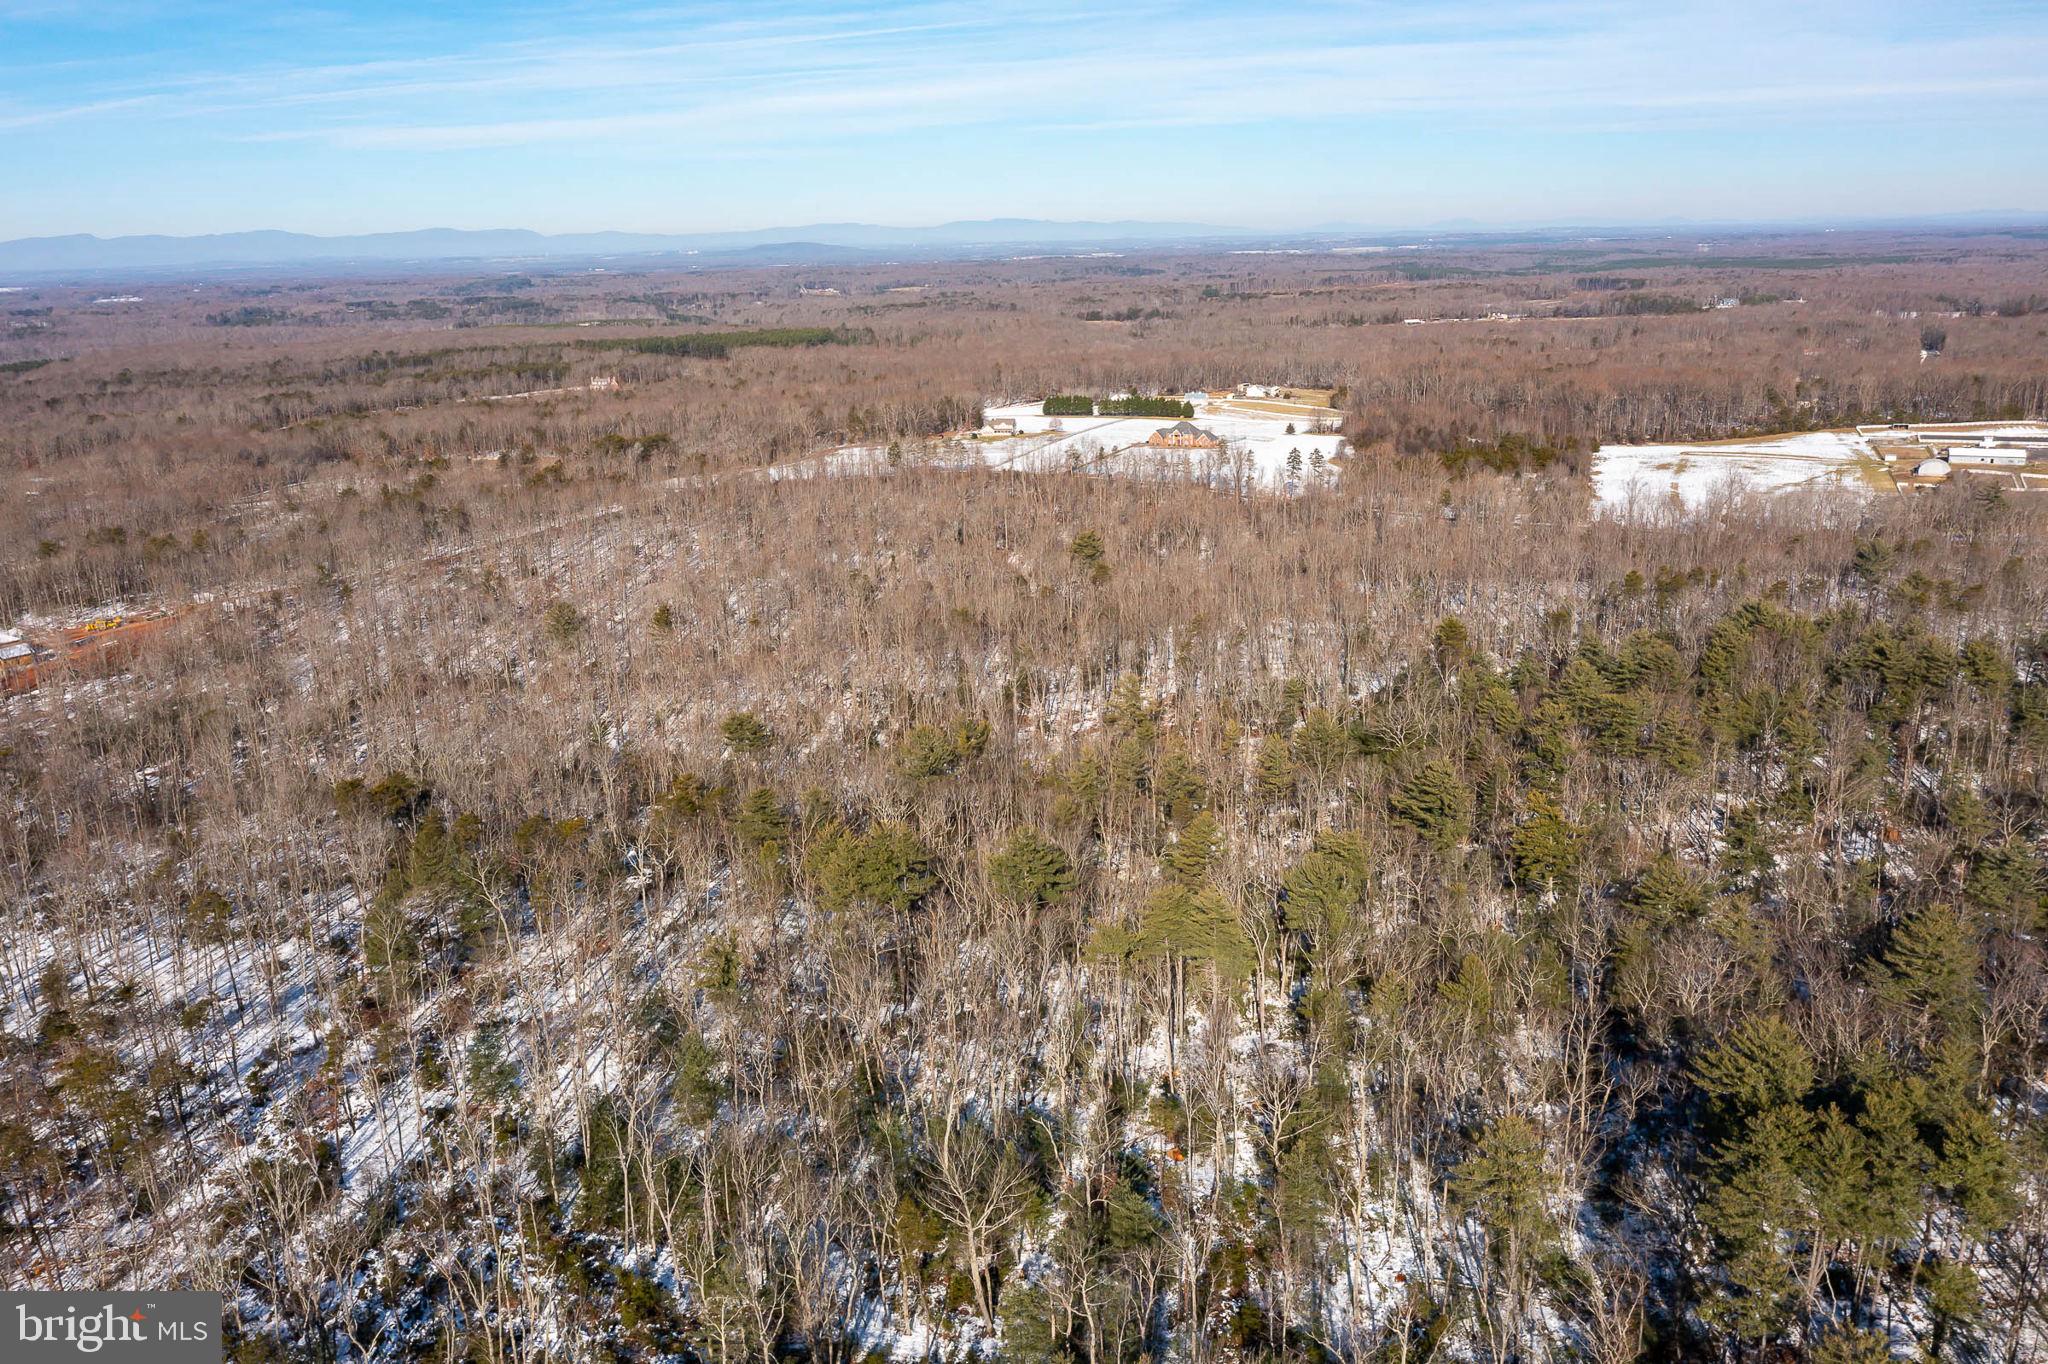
[1293,708,1350,784]
[407,807,461,894]
[1162,812,1223,888]
[719,711,773,754]
[1626,853,1707,925]
[1693,1015,1814,1123]
[734,787,788,855]
[1388,760,1471,850]
[1277,676,1308,725]
[1438,951,1498,1034]
[363,892,419,1004]
[1432,616,1470,668]
[1964,842,2044,930]
[997,1283,1063,1363]
[1934,1102,2016,1236]
[989,830,1075,909]
[1923,1258,1984,1360]
[182,885,232,946]
[1805,1106,1871,1251]
[1698,1104,1814,1347]
[1108,733,1152,800]
[1281,831,1369,942]
[577,1097,630,1231]
[1873,903,1980,1036]
[1152,744,1207,827]
[542,600,584,647]
[1854,1080,1928,1245]
[1810,1325,1893,1364]
[1052,752,1105,830]
[1253,735,1297,802]
[1134,885,1254,981]
[1509,793,1583,893]
[897,723,962,781]
[1106,671,1153,736]
[1450,1112,1550,1251]
[1463,665,1521,735]
[809,822,934,914]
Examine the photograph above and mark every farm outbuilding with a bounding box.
[1,631,37,694]
[1939,437,2031,467]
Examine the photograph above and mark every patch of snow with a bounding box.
[1592,431,1877,516]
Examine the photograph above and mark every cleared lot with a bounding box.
[1591,431,1883,514]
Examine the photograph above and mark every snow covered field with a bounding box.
[1591,431,1879,515]
[787,394,1347,495]
[982,398,1346,491]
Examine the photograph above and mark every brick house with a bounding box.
[1147,421,1222,450]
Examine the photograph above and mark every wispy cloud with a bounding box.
[13,0,2047,156]
[5,0,2046,234]
[0,93,158,130]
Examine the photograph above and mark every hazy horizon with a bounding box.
[10,205,2048,246]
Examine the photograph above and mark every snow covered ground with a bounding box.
[784,394,1347,495]
[1591,431,1879,516]
[983,398,1346,491]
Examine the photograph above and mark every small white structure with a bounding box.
[588,374,620,392]
[987,417,1018,435]
[1714,297,1740,309]
[1914,457,1952,480]
[1240,384,1272,398]
[1185,391,1211,403]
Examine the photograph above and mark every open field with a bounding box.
[787,391,1349,494]
[1594,418,2048,514]
[985,396,1344,489]
[1591,431,1885,512]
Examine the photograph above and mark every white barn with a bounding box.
[1940,437,2030,466]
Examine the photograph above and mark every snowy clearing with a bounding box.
[1592,430,1879,515]
[788,393,1347,495]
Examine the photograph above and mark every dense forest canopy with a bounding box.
[1,231,2047,1363]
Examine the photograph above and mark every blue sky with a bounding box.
[3,0,2046,238]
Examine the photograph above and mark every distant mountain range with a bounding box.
[4,212,2045,280]
[0,220,1248,277]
